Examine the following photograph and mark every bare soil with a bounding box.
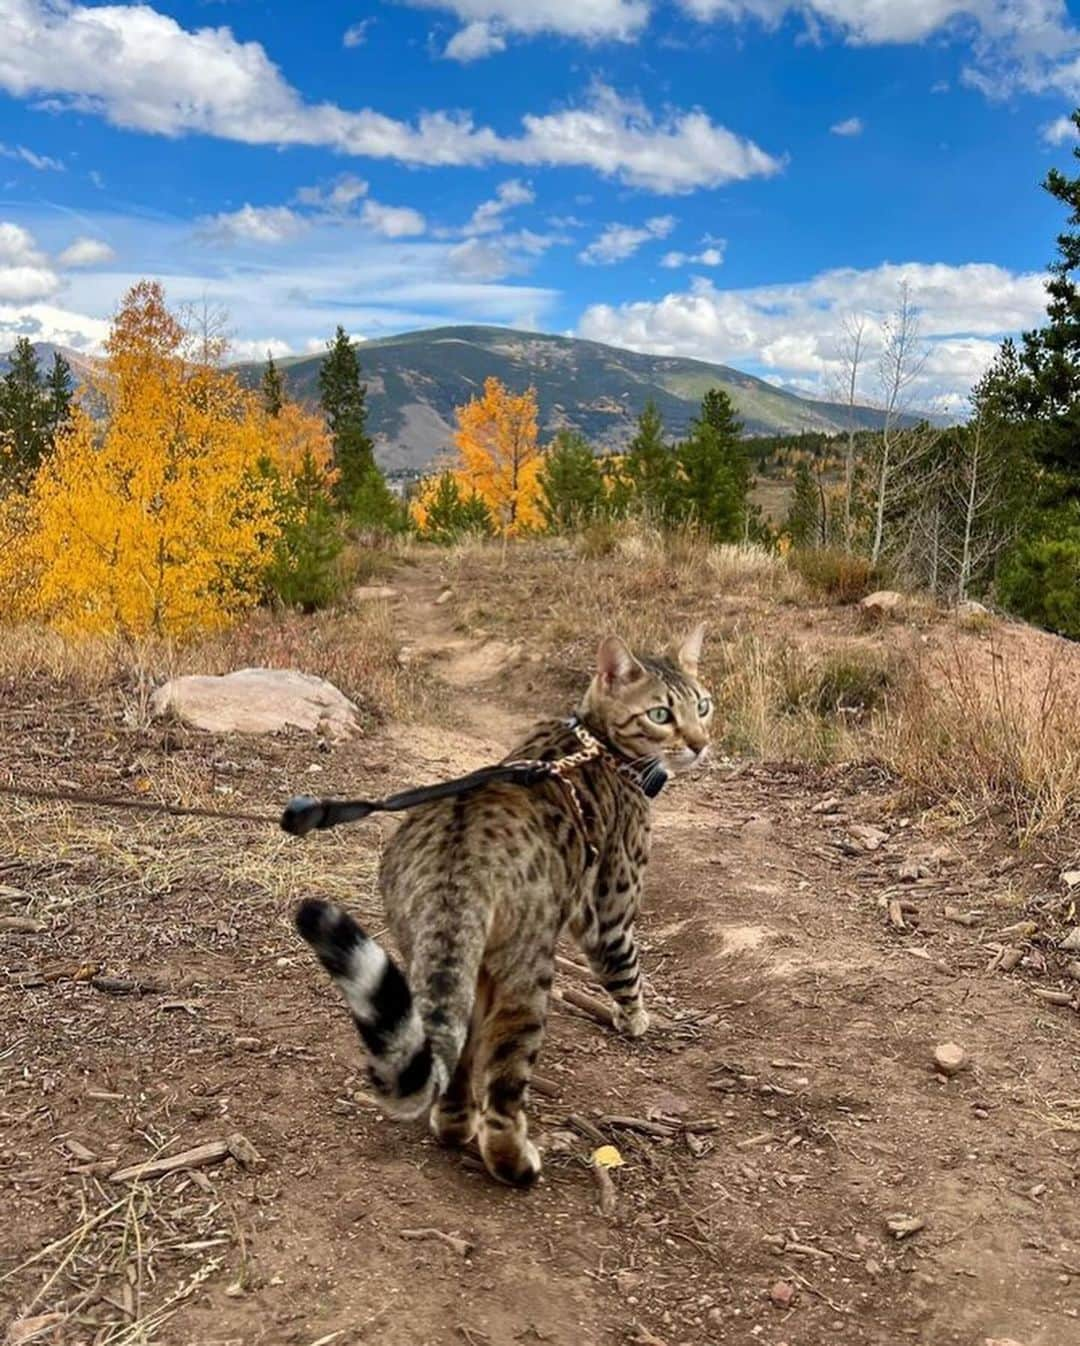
[3,558,1079,1346]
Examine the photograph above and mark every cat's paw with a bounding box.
[614,1002,650,1039]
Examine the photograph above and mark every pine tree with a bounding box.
[262,352,284,417]
[415,470,493,543]
[0,337,48,477]
[538,431,606,532]
[623,400,676,521]
[318,325,377,508]
[44,351,73,444]
[673,388,752,540]
[265,451,345,611]
[786,460,821,549]
[1019,111,1080,491]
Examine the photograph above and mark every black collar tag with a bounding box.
[642,766,669,799]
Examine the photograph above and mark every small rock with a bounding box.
[850,823,889,852]
[769,1281,796,1309]
[234,1036,262,1051]
[860,590,904,617]
[885,1213,925,1240]
[1066,961,1080,982]
[933,1042,969,1076]
[865,1258,882,1277]
[435,588,454,606]
[1060,927,1080,952]
[898,858,931,881]
[1061,870,1080,889]
[811,796,841,815]
[352,584,399,604]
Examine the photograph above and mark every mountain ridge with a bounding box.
[2,326,925,474]
[235,325,915,472]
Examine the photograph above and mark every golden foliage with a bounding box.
[0,281,283,638]
[259,401,336,490]
[416,377,543,536]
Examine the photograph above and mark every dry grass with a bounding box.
[0,602,441,724]
[874,639,1080,845]
[787,547,883,605]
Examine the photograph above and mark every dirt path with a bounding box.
[3,559,1079,1346]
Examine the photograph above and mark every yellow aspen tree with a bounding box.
[451,377,543,535]
[0,281,282,638]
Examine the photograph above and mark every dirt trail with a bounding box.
[3,558,1080,1346]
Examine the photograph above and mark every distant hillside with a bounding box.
[235,326,905,474]
[1,328,920,475]
[0,341,99,384]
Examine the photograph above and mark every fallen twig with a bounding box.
[400,1227,474,1257]
[551,985,615,1029]
[567,1113,607,1146]
[591,1160,617,1217]
[554,954,595,983]
[601,1116,677,1139]
[111,1133,260,1183]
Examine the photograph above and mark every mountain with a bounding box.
[235,326,904,474]
[0,341,99,383]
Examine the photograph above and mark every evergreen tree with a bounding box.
[261,352,284,417]
[44,351,73,444]
[537,431,606,532]
[419,470,494,543]
[673,388,753,541]
[265,452,346,612]
[785,460,821,548]
[318,325,377,509]
[0,338,48,477]
[623,400,676,521]
[1019,111,1080,492]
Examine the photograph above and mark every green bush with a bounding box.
[264,454,347,612]
[997,530,1080,639]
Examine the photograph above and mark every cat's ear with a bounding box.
[597,636,645,688]
[674,621,706,676]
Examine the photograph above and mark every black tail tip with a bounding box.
[281,795,323,836]
[295,898,331,945]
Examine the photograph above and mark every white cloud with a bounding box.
[416,0,647,57]
[296,174,369,211]
[0,142,64,171]
[578,260,1048,409]
[661,242,725,267]
[228,336,295,362]
[683,1,1080,101]
[57,237,116,267]
[579,214,675,264]
[0,221,60,302]
[465,179,535,235]
[199,204,309,245]
[0,4,779,193]
[445,19,508,59]
[1041,113,1077,144]
[830,115,864,136]
[0,300,109,351]
[361,200,427,237]
[448,237,520,279]
[343,19,373,47]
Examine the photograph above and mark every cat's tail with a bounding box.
[294,899,465,1119]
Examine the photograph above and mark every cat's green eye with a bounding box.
[698,697,712,718]
[646,706,673,725]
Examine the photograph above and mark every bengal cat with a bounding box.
[296,624,711,1186]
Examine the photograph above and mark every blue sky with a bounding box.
[2,0,1080,410]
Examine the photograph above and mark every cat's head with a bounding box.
[580,623,712,773]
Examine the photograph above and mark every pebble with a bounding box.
[933,1042,969,1076]
[769,1281,796,1309]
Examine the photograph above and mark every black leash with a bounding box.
[280,760,558,837]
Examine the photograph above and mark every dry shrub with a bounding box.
[0,603,439,722]
[715,636,903,763]
[875,640,1080,843]
[788,548,881,604]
